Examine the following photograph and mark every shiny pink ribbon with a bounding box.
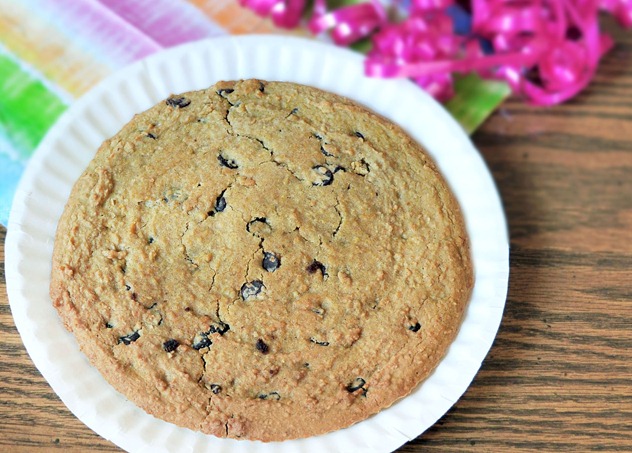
[367,0,621,105]
[240,0,632,105]
[473,0,613,105]
[367,1,476,101]
[238,0,306,28]
[309,0,387,45]
[601,0,632,28]
[239,0,386,42]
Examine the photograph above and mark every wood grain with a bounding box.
[1,18,631,453]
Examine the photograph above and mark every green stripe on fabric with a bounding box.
[0,54,68,159]
[445,73,511,134]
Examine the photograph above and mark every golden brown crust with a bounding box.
[50,79,473,441]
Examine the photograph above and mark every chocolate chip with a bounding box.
[105,322,114,329]
[306,259,327,277]
[312,165,334,186]
[256,338,269,354]
[346,377,366,393]
[192,334,212,350]
[258,391,280,400]
[163,339,179,352]
[262,252,280,272]
[310,337,329,346]
[241,280,264,300]
[218,154,238,169]
[217,88,234,97]
[214,191,227,213]
[125,284,131,291]
[290,108,298,115]
[166,96,191,108]
[354,131,365,139]
[210,384,222,394]
[148,237,155,244]
[146,132,157,140]
[258,82,265,92]
[119,331,140,345]
[333,165,346,173]
[208,321,230,335]
[131,292,138,301]
[409,322,421,332]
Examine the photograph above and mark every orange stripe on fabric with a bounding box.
[187,0,288,34]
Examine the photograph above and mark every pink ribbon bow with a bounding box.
[240,0,632,105]
[367,0,616,105]
[366,2,466,100]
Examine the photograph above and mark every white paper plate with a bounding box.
[6,35,509,453]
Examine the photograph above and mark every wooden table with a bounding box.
[1,20,631,453]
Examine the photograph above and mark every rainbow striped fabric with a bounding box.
[0,0,508,226]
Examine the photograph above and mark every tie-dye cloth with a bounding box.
[0,0,509,226]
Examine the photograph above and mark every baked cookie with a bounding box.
[50,79,473,441]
